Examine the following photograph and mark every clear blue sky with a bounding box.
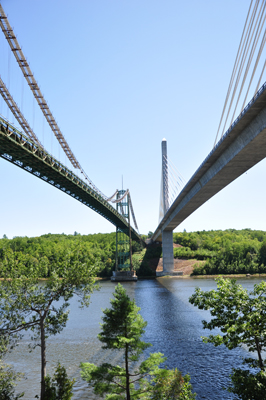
[0,0,265,239]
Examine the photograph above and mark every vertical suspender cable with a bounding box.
[0,4,111,200]
[0,4,80,169]
[0,75,42,145]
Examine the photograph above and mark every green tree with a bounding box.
[151,368,196,400]
[80,284,195,399]
[189,278,266,398]
[259,241,266,265]
[0,362,24,400]
[229,368,266,400]
[43,363,75,400]
[0,246,99,400]
[0,335,24,400]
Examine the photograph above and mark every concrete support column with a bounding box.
[162,230,174,274]
[160,139,174,275]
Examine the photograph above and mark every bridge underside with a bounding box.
[153,83,266,242]
[0,117,142,242]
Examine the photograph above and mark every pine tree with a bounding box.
[80,283,195,399]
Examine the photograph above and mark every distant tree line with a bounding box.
[2,228,266,278]
[173,229,266,275]
[0,232,150,278]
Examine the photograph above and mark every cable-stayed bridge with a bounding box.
[153,83,266,274]
[152,1,266,275]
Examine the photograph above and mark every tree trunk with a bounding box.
[40,319,46,400]
[255,337,264,370]
[125,343,130,400]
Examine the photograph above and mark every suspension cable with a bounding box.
[111,190,129,203]
[0,4,115,201]
[106,190,119,202]
[230,0,266,124]
[214,0,255,146]
[241,9,266,109]
[128,193,139,232]
[162,155,186,209]
[0,75,42,146]
[255,57,266,93]
[221,0,260,138]
[214,0,266,146]
[0,4,141,233]
[0,4,81,169]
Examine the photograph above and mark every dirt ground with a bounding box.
[146,243,205,276]
[148,257,204,276]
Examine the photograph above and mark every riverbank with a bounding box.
[2,272,266,282]
[158,273,266,279]
[7,277,265,400]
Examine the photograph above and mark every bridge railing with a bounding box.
[186,81,266,197]
[214,81,266,149]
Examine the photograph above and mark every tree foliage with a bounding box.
[189,278,266,397]
[0,310,24,399]
[150,369,196,400]
[0,244,99,400]
[228,368,266,400]
[173,229,266,275]
[0,362,24,400]
[0,232,145,278]
[43,363,75,400]
[2,228,266,278]
[81,284,196,399]
[0,233,116,278]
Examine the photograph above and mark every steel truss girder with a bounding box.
[0,117,143,243]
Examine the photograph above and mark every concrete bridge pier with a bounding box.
[156,138,177,276]
[162,230,174,274]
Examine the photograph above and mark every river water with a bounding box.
[4,277,265,399]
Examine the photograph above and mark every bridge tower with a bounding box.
[160,139,174,275]
[111,190,137,281]
[115,190,132,271]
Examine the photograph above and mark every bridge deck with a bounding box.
[0,117,142,242]
[153,82,266,241]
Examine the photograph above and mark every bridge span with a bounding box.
[0,116,142,243]
[152,82,266,273]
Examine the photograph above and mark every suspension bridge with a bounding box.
[0,5,141,236]
[1,2,266,276]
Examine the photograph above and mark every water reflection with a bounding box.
[138,279,243,400]
[4,277,265,399]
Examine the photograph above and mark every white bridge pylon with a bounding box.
[159,139,186,224]
[158,139,186,276]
